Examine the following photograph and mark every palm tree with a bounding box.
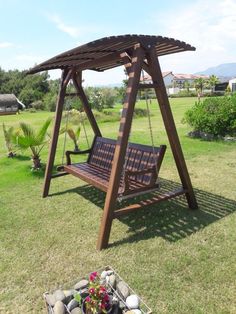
[66,125,81,152]
[184,80,191,93]
[194,77,206,94]
[13,118,51,169]
[208,75,219,94]
[2,123,19,157]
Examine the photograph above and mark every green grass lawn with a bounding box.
[0,98,236,313]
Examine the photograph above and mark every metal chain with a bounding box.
[61,97,71,165]
[81,112,90,148]
[141,69,159,178]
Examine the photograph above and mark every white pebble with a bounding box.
[126,294,140,309]
[101,270,108,279]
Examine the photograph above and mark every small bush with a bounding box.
[183,96,236,137]
[134,108,149,117]
[25,108,37,113]
[31,100,44,110]
[169,90,197,98]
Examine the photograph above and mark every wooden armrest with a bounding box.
[123,166,157,193]
[66,149,91,165]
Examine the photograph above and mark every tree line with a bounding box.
[0,67,126,111]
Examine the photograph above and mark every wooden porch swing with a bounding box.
[28,35,198,250]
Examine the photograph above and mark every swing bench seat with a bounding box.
[63,137,166,197]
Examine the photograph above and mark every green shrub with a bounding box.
[183,96,236,137]
[31,100,44,110]
[169,90,197,98]
[134,108,149,117]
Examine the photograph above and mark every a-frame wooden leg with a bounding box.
[146,48,198,209]
[97,45,146,250]
[42,69,74,198]
[72,72,102,137]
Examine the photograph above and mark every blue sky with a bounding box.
[1,0,236,85]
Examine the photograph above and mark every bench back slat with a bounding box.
[89,137,166,186]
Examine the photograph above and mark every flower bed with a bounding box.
[44,266,152,314]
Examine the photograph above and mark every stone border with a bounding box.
[43,266,152,314]
[188,130,236,142]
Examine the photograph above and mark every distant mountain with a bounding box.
[195,63,236,77]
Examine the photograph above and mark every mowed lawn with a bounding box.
[0,98,236,313]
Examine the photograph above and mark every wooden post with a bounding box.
[72,72,102,137]
[42,69,73,198]
[146,48,198,209]
[97,45,145,250]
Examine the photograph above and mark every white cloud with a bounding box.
[0,42,14,48]
[150,0,236,73]
[46,13,103,39]
[49,14,80,38]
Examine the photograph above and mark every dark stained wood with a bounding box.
[113,188,187,218]
[138,83,159,89]
[146,48,198,209]
[51,172,69,178]
[27,35,195,74]
[65,148,91,165]
[72,72,102,137]
[97,45,146,250]
[120,52,132,75]
[32,34,198,250]
[42,69,74,198]
[65,92,80,97]
[63,137,166,195]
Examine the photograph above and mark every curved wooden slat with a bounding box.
[27,35,195,74]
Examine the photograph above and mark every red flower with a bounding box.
[89,271,98,282]
[89,287,95,295]
[103,293,110,302]
[99,286,106,295]
[85,296,91,303]
[99,302,106,310]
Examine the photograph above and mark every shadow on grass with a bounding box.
[14,155,31,161]
[50,178,236,246]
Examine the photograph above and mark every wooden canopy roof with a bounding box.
[28,34,195,74]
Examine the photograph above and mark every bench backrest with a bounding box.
[88,137,166,184]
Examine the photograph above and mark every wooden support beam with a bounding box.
[96,45,145,250]
[42,69,74,198]
[72,72,102,137]
[120,52,132,75]
[113,188,186,218]
[75,51,121,72]
[138,83,159,89]
[65,92,80,97]
[124,50,151,77]
[146,48,198,209]
[51,172,69,178]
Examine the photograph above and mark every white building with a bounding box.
[141,72,209,94]
[229,78,236,92]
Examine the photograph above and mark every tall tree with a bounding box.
[194,77,206,94]
[208,75,219,94]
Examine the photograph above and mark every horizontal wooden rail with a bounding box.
[113,188,187,218]
[138,83,159,89]
[65,92,80,97]
[51,172,69,178]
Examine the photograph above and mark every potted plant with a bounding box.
[76,272,112,314]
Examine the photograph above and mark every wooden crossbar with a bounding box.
[138,83,159,89]
[113,188,186,218]
[65,92,80,97]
